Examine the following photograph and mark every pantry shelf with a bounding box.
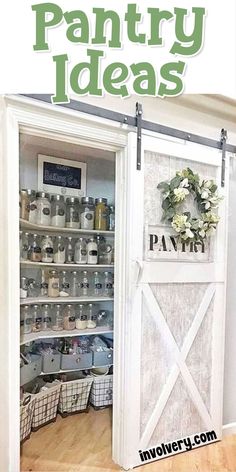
[39,364,113,375]
[20,296,114,305]
[20,219,115,236]
[20,326,113,345]
[20,261,114,269]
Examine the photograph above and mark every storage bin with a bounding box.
[42,351,61,374]
[91,348,113,367]
[20,395,35,443]
[90,374,113,409]
[61,352,92,371]
[31,383,61,431]
[58,377,93,417]
[20,354,42,386]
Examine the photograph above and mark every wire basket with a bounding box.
[31,383,61,431]
[58,377,93,417]
[20,395,35,443]
[90,375,113,409]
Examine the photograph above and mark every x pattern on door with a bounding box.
[139,282,216,450]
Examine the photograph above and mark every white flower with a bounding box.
[173,188,189,202]
[198,220,204,228]
[205,202,211,210]
[185,228,194,239]
[204,180,213,188]
[201,190,210,199]
[199,230,206,238]
[180,178,189,188]
[171,214,188,232]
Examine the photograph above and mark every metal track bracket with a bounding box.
[221,128,227,187]
[136,102,143,170]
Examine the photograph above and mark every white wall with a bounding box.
[76,94,236,428]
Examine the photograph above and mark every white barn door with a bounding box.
[122,133,229,469]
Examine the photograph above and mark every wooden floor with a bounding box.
[21,409,236,472]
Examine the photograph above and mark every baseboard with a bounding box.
[223,422,236,436]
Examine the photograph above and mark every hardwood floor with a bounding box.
[21,409,236,472]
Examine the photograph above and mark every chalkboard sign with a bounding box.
[38,155,87,197]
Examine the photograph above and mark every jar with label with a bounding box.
[80,197,95,230]
[54,236,66,264]
[74,237,87,264]
[104,271,113,297]
[41,235,54,263]
[92,271,103,296]
[42,304,52,331]
[20,190,31,221]
[40,270,48,296]
[20,276,28,299]
[71,271,78,297]
[87,303,97,328]
[30,234,42,262]
[87,238,98,265]
[32,305,42,332]
[63,304,76,330]
[52,304,63,331]
[28,190,37,224]
[51,195,66,227]
[66,237,74,263]
[66,197,80,228]
[59,270,70,297]
[97,236,113,265]
[36,192,51,226]
[80,271,90,296]
[95,198,108,231]
[75,304,87,330]
[109,205,115,231]
[20,305,32,334]
[21,232,30,261]
[48,270,60,297]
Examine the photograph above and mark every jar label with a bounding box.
[91,315,97,321]
[43,317,51,322]
[95,283,102,289]
[81,249,87,256]
[58,209,65,216]
[81,282,89,288]
[52,282,59,289]
[36,317,42,323]
[20,320,24,326]
[80,315,87,321]
[41,282,48,289]
[89,250,97,256]
[30,203,37,211]
[62,283,70,289]
[33,246,41,253]
[69,316,75,322]
[23,244,28,251]
[85,212,93,220]
[59,246,65,252]
[46,247,53,254]
[106,283,113,289]
[43,207,50,216]
[25,318,32,325]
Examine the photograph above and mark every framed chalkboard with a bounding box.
[38,155,87,197]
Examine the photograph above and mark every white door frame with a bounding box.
[0,94,130,472]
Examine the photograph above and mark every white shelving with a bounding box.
[20,261,114,269]
[20,326,113,345]
[39,365,113,375]
[20,218,115,236]
[20,296,114,305]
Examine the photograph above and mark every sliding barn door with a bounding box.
[122,133,229,469]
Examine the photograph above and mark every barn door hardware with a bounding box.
[221,128,227,187]
[136,102,143,170]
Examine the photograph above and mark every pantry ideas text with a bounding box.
[32,3,206,103]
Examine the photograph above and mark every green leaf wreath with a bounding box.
[157,168,222,243]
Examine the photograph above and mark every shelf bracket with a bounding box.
[221,128,227,187]
[136,102,143,171]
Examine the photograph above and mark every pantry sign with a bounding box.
[145,225,211,262]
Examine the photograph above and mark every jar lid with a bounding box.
[82,270,88,274]
[22,305,30,308]
[42,304,50,308]
[109,205,115,212]
[81,196,94,205]
[36,191,50,199]
[93,271,99,275]
[66,304,73,308]
[51,194,65,202]
[66,197,80,204]
[49,270,58,275]
[71,271,77,274]
[95,197,108,204]
[20,189,36,197]
[55,304,61,308]
[33,304,39,308]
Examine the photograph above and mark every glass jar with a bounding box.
[66,197,80,229]
[71,271,78,297]
[32,304,42,332]
[36,192,51,226]
[63,304,76,330]
[28,190,37,224]
[42,304,52,331]
[48,270,60,297]
[40,270,48,296]
[59,270,70,297]
[80,271,90,297]
[97,236,113,265]
[20,305,32,334]
[80,197,95,230]
[30,234,42,262]
[51,195,66,227]
[41,235,54,263]
[54,236,66,264]
[66,237,74,263]
[92,271,103,296]
[97,310,109,327]
[27,278,40,298]
[20,276,28,299]
[95,198,108,230]
[75,304,87,330]
[19,190,31,221]
[87,238,98,265]
[21,232,30,261]
[104,271,113,297]
[52,304,63,331]
[87,303,97,328]
[109,205,115,231]
[74,237,87,264]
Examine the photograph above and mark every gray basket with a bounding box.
[61,352,92,371]
[91,348,113,367]
[90,375,113,409]
[42,351,61,373]
[20,354,42,386]
[20,395,35,442]
[31,383,61,430]
[58,377,93,416]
